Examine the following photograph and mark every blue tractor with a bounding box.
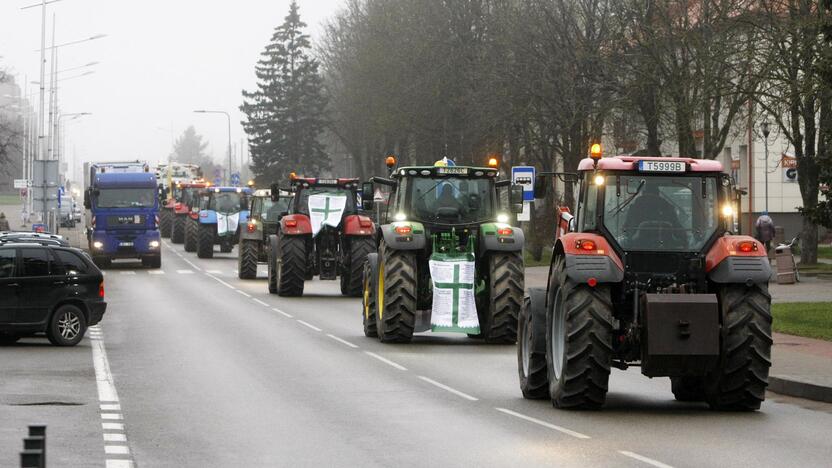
[195,186,252,259]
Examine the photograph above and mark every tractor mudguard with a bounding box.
[479,223,524,253]
[555,233,624,284]
[706,235,771,284]
[380,222,427,250]
[198,210,217,224]
[280,214,312,236]
[342,214,376,236]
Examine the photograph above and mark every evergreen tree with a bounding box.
[241,1,329,184]
[171,125,217,180]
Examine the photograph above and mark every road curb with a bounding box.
[769,375,832,403]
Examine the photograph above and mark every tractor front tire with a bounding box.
[376,241,416,343]
[362,253,379,338]
[276,233,307,297]
[160,209,172,238]
[197,224,214,259]
[481,251,523,343]
[705,284,772,411]
[341,236,376,297]
[184,219,197,252]
[518,288,549,399]
[546,256,613,409]
[171,216,185,244]
[238,240,259,279]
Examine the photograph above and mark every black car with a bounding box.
[0,243,107,346]
[0,232,70,247]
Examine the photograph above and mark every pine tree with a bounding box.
[241,1,329,184]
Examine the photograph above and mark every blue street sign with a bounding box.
[230,172,241,186]
[511,166,536,202]
[214,177,222,187]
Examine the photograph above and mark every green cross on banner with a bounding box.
[434,264,474,327]
[311,197,337,218]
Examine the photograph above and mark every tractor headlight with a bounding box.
[149,240,160,249]
[497,213,509,223]
[721,205,734,217]
[593,174,605,186]
[92,241,104,250]
[394,212,407,221]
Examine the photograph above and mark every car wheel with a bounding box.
[46,304,87,346]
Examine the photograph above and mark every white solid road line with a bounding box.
[296,320,322,332]
[272,307,293,318]
[619,451,675,468]
[91,329,135,467]
[495,408,590,440]
[206,269,222,274]
[176,269,194,274]
[326,334,359,349]
[252,298,270,307]
[418,376,479,401]
[364,351,407,371]
[235,289,252,298]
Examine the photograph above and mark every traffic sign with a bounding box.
[511,166,536,202]
[230,172,241,186]
[13,179,29,189]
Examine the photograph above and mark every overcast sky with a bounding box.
[0,0,344,181]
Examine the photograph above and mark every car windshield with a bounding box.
[295,187,356,215]
[96,188,156,208]
[209,192,245,212]
[603,175,718,251]
[405,176,494,224]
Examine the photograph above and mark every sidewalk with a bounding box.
[525,266,832,403]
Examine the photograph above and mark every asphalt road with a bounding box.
[5,238,832,467]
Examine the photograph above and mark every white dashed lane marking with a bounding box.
[364,351,407,371]
[272,307,293,318]
[326,334,359,349]
[418,376,478,401]
[206,274,236,289]
[119,271,135,275]
[296,320,322,332]
[104,433,127,442]
[176,269,194,275]
[90,326,135,467]
[252,298,269,307]
[148,270,165,275]
[618,451,674,468]
[235,290,252,298]
[206,269,222,274]
[495,408,590,439]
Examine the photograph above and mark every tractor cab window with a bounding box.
[295,187,356,215]
[406,177,494,224]
[209,192,247,213]
[603,175,717,251]
[181,188,198,206]
[578,177,599,231]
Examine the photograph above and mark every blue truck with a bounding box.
[83,162,162,268]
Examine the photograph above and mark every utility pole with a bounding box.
[37,0,47,162]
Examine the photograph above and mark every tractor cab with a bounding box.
[278,176,361,218]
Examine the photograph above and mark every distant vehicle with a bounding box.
[84,163,161,268]
[161,180,208,240]
[0,231,70,247]
[186,186,251,259]
[237,188,292,279]
[59,195,76,228]
[73,203,82,222]
[0,243,107,346]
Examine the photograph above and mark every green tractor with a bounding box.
[237,188,292,279]
[360,157,527,344]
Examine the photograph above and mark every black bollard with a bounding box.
[20,450,41,468]
[25,426,46,468]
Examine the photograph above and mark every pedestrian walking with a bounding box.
[755,211,776,252]
[0,212,9,231]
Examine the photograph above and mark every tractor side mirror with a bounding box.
[270,183,281,202]
[510,185,524,214]
[361,182,374,211]
[533,175,547,199]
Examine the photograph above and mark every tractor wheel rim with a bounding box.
[363,272,370,320]
[521,315,532,378]
[551,288,565,380]
[58,312,80,340]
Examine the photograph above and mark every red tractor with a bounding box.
[518,148,772,411]
[268,176,376,297]
[169,182,208,245]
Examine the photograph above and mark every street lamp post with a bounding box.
[761,120,770,213]
[194,110,232,185]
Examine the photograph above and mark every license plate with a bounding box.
[638,160,685,172]
[437,167,468,175]
[317,179,338,185]
[119,241,133,247]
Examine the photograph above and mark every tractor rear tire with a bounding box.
[267,235,279,294]
[362,253,379,338]
[518,288,549,399]
[376,241,416,343]
[546,256,613,409]
[481,251,523,343]
[341,237,376,297]
[705,284,772,411]
[276,233,306,297]
[238,240,259,279]
[171,215,185,244]
[671,377,706,402]
[184,219,197,252]
[160,209,172,238]
[197,224,214,259]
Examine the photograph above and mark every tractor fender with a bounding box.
[479,223,525,253]
[198,210,217,224]
[555,233,624,284]
[280,214,312,236]
[380,222,426,250]
[706,235,772,284]
[342,214,376,236]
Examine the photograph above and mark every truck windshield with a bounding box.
[96,188,156,208]
[603,175,718,251]
[406,177,494,224]
[209,192,245,212]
